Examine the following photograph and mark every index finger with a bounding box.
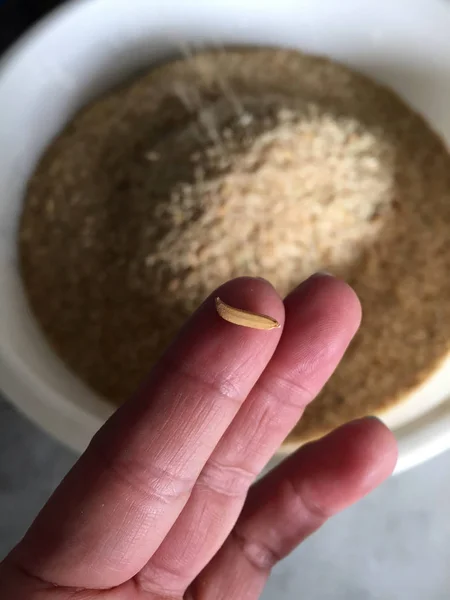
[9,277,284,590]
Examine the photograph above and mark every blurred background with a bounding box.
[1,1,450,598]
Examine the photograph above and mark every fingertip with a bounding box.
[282,416,398,522]
[349,416,399,483]
[273,274,361,401]
[303,417,398,510]
[291,273,362,333]
[326,276,362,331]
[154,276,285,399]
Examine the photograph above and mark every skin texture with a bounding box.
[0,274,398,599]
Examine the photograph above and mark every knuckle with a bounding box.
[91,442,194,505]
[230,527,281,573]
[261,367,315,410]
[161,353,244,406]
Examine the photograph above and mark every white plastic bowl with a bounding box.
[1,0,450,474]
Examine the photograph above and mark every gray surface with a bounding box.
[1,396,450,599]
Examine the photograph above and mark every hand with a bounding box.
[0,275,397,599]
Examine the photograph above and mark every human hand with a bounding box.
[0,275,397,599]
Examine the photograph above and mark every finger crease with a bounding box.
[92,444,195,506]
[230,528,282,573]
[160,353,243,406]
[196,459,257,498]
[259,368,314,411]
[3,556,95,597]
[134,568,185,599]
[287,474,331,522]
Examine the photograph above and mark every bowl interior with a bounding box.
[1,0,450,469]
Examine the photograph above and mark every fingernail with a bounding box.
[306,271,335,282]
[314,270,334,277]
[353,415,382,426]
